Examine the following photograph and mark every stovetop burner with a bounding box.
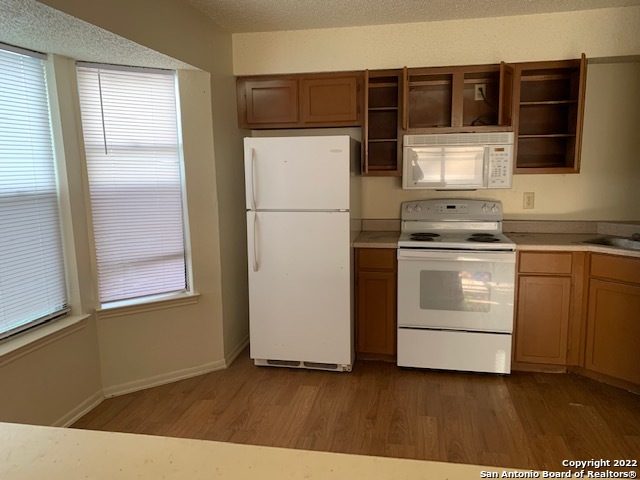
[467,236,500,243]
[467,233,500,243]
[410,232,440,241]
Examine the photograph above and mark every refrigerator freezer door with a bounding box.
[244,136,350,211]
[247,211,352,366]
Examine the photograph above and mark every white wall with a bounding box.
[0,317,102,427]
[233,7,640,74]
[233,7,640,221]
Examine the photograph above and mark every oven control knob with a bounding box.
[491,204,499,213]
[406,205,414,213]
[482,203,489,213]
[414,205,422,212]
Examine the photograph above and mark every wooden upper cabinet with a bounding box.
[236,72,362,129]
[512,54,587,174]
[240,79,298,127]
[300,75,360,124]
[404,63,514,133]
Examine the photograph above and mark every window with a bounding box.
[76,64,188,305]
[0,45,68,340]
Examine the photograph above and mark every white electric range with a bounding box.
[396,199,516,374]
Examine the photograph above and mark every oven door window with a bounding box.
[396,253,515,332]
[420,270,491,312]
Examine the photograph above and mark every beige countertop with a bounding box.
[354,230,640,258]
[0,422,506,480]
[353,230,399,248]
[508,232,640,258]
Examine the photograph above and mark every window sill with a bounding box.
[0,314,90,367]
[96,292,201,320]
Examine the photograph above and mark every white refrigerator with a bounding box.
[244,135,360,372]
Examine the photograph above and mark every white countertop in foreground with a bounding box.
[0,422,506,480]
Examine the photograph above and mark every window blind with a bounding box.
[0,47,68,339]
[76,65,187,304]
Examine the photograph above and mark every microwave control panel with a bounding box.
[487,145,513,188]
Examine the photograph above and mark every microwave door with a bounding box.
[408,147,445,188]
[441,146,485,188]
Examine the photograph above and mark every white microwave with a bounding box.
[402,132,514,190]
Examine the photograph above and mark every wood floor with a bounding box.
[72,349,640,471]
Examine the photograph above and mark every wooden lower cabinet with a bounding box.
[584,255,640,386]
[515,275,571,365]
[513,251,585,370]
[355,248,397,360]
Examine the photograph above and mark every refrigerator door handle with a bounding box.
[251,212,259,272]
[248,147,257,211]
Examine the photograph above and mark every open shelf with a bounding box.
[513,56,586,174]
[520,100,578,106]
[407,73,453,128]
[405,64,512,132]
[514,135,578,173]
[363,70,403,176]
[518,134,576,139]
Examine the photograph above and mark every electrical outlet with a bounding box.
[474,84,486,101]
[523,192,535,209]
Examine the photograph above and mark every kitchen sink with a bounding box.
[581,236,640,251]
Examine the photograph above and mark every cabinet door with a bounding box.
[356,270,396,357]
[498,62,514,126]
[356,248,397,359]
[585,279,640,385]
[300,75,361,125]
[238,78,298,127]
[515,275,571,365]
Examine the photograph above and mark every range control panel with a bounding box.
[401,199,503,222]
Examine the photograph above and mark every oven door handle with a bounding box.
[397,250,515,263]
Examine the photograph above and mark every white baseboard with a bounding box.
[102,359,227,398]
[225,335,249,367]
[54,390,104,427]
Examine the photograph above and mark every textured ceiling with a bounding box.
[185,0,640,33]
[0,0,196,70]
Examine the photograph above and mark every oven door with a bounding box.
[397,249,515,333]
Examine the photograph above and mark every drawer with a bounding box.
[357,248,396,271]
[590,253,640,285]
[518,251,572,274]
